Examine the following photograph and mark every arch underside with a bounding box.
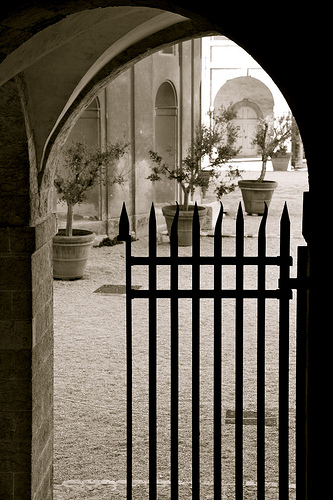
[0,3,313,192]
[3,9,216,193]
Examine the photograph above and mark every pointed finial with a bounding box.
[236,201,244,220]
[149,201,156,234]
[149,202,156,228]
[214,202,223,238]
[281,201,290,220]
[236,202,244,245]
[193,202,199,224]
[259,202,268,232]
[258,202,268,253]
[280,202,290,248]
[150,201,155,217]
[217,201,224,224]
[117,202,129,241]
[170,202,179,249]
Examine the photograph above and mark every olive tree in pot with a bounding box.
[148,106,242,246]
[53,140,127,279]
[238,113,292,215]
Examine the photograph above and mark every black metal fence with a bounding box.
[117,201,308,499]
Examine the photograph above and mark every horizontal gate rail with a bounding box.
[129,289,284,299]
[128,255,291,266]
[117,199,303,500]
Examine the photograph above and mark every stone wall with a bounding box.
[31,217,56,500]
[0,79,56,499]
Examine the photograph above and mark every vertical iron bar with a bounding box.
[149,203,157,500]
[235,202,244,499]
[171,204,180,499]
[117,203,132,500]
[257,203,268,500]
[126,235,133,500]
[296,245,308,499]
[192,203,200,500]
[279,203,291,500]
[214,203,223,499]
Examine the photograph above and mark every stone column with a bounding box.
[291,116,304,169]
[0,79,56,499]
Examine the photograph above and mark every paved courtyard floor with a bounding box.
[53,169,308,499]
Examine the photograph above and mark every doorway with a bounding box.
[233,105,259,157]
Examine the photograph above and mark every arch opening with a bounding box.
[154,81,178,203]
[49,26,308,495]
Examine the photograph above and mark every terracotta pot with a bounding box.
[238,180,278,215]
[162,205,207,246]
[271,153,291,171]
[53,229,96,280]
[200,169,213,197]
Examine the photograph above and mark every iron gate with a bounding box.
[117,201,308,499]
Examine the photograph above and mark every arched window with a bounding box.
[154,81,178,203]
[55,97,102,221]
[72,97,101,148]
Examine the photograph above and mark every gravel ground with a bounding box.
[54,170,308,499]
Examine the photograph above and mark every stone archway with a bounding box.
[231,98,264,119]
[214,76,274,118]
[213,76,274,157]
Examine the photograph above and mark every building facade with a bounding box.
[55,39,202,237]
[201,36,292,158]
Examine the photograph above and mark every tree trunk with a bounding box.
[257,159,267,182]
[66,202,73,236]
[183,187,190,211]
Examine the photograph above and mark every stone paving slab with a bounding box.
[54,479,296,499]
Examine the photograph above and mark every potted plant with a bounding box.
[238,113,292,215]
[148,106,242,245]
[271,144,291,171]
[53,140,127,279]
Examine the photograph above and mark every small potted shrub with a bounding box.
[271,144,291,171]
[238,113,292,215]
[148,106,241,245]
[53,140,127,279]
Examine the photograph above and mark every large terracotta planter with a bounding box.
[271,153,291,171]
[238,180,278,215]
[53,229,96,280]
[162,205,207,246]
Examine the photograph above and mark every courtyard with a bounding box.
[53,169,308,499]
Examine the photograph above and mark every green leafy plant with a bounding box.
[251,113,292,181]
[54,141,128,236]
[147,106,242,210]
